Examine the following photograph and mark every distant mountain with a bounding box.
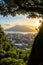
[5,25,36,32]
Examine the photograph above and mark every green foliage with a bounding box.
[1,58,25,65]
[0,25,30,65]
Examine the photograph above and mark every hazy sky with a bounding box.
[0,14,33,25]
[0,14,40,29]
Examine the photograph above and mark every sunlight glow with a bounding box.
[34,19,40,27]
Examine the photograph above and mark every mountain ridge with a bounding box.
[5,25,36,32]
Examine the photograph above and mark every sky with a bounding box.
[0,14,41,29]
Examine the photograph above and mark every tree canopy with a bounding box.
[0,0,43,17]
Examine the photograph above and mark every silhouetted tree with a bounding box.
[0,0,43,17]
[27,22,43,65]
